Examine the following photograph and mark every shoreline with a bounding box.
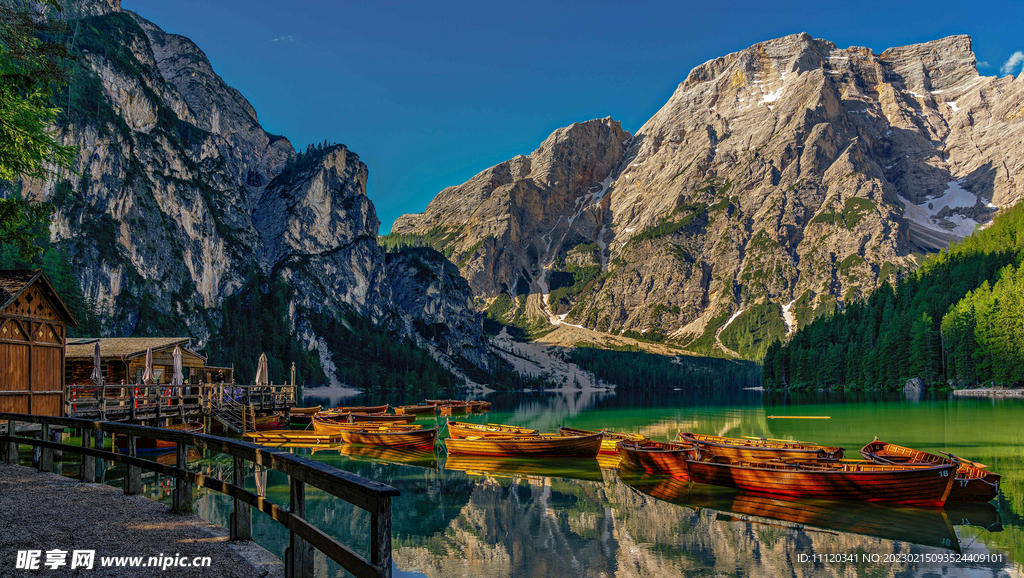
[952,388,1024,397]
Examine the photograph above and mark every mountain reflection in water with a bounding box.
[186,388,1022,577]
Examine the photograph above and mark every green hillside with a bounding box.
[763,203,1024,390]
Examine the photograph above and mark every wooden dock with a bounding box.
[66,383,296,432]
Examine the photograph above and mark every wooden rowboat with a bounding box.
[684,457,957,506]
[254,413,284,430]
[349,413,416,424]
[115,422,203,451]
[616,440,698,479]
[679,432,844,461]
[328,404,388,414]
[394,404,437,415]
[287,406,322,426]
[447,421,538,439]
[438,403,472,416]
[244,430,342,444]
[312,415,421,434]
[559,427,647,455]
[338,427,438,450]
[444,432,603,458]
[860,439,1001,502]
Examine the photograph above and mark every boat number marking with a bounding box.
[939,470,949,477]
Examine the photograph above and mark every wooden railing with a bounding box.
[65,383,297,420]
[0,412,398,578]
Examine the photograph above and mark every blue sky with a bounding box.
[123,0,1024,233]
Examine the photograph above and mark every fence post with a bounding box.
[38,422,52,473]
[371,496,394,578]
[285,477,313,578]
[230,456,252,541]
[94,430,107,482]
[100,385,107,421]
[81,429,95,482]
[171,441,193,514]
[130,388,136,421]
[125,434,141,495]
[5,419,17,464]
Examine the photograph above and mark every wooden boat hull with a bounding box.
[312,416,421,434]
[245,430,342,444]
[680,432,844,461]
[616,441,697,479]
[349,413,416,424]
[254,414,283,430]
[394,405,436,415]
[329,405,388,414]
[685,458,956,506]
[115,422,203,451]
[559,427,647,455]
[860,440,1001,502]
[338,427,438,450]
[287,406,322,426]
[444,432,603,458]
[439,404,472,416]
[448,421,538,439]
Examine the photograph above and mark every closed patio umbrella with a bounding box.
[171,346,184,386]
[255,353,269,386]
[90,342,103,386]
[142,347,154,385]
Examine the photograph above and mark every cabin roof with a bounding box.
[0,269,79,326]
[65,337,206,361]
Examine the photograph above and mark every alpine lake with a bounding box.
[100,386,1024,577]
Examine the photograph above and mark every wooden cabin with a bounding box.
[64,337,230,385]
[0,270,79,416]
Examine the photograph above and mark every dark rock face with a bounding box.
[393,33,1024,357]
[7,0,488,383]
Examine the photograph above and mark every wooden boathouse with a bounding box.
[0,270,78,417]
[65,337,233,385]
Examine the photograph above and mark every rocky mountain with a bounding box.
[393,33,1024,359]
[5,0,490,384]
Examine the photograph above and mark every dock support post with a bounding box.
[81,429,95,482]
[285,477,312,578]
[38,423,52,473]
[171,442,193,514]
[125,435,141,495]
[371,496,394,578]
[4,419,17,464]
[230,456,252,541]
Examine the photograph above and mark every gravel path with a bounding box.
[0,463,283,577]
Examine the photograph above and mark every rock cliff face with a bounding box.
[7,1,489,382]
[394,33,1024,358]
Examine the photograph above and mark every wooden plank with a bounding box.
[125,435,141,495]
[371,497,393,578]
[172,442,193,514]
[81,429,95,482]
[231,456,252,541]
[287,477,313,578]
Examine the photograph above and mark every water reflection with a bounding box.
[180,387,1024,577]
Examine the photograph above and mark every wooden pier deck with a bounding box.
[66,384,297,432]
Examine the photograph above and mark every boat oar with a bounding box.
[939,451,989,469]
[766,416,831,419]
